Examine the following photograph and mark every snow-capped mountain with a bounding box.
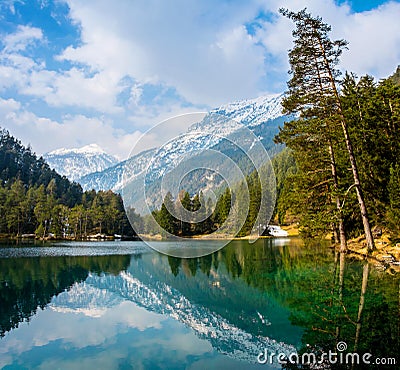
[44,143,118,181]
[78,148,156,193]
[78,94,289,195]
[211,93,284,126]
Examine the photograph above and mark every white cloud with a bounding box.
[0,65,18,91]
[2,25,43,52]
[128,84,143,107]
[0,97,21,113]
[256,0,400,80]
[0,97,141,159]
[339,2,400,77]
[0,0,399,157]
[59,0,266,106]
[24,68,124,113]
[19,68,56,96]
[58,0,400,110]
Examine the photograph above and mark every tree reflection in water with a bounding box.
[165,240,399,369]
[0,239,398,370]
[0,255,130,337]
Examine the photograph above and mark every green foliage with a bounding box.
[152,191,214,238]
[212,188,231,227]
[156,192,178,237]
[340,75,400,237]
[236,173,260,236]
[0,128,134,238]
[35,223,45,238]
[179,191,192,236]
[0,128,82,207]
[387,164,400,236]
[271,148,297,224]
[276,8,350,241]
[278,8,347,119]
[275,8,400,241]
[0,181,134,238]
[148,167,276,238]
[341,75,400,223]
[277,72,400,239]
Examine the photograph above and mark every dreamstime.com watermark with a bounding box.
[257,341,397,366]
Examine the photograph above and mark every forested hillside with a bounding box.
[0,129,82,207]
[0,128,134,238]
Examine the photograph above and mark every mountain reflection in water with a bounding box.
[0,238,398,369]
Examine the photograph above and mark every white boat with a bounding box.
[267,225,289,237]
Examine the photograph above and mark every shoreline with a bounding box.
[345,236,400,274]
[2,228,399,274]
[328,230,400,274]
[0,234,140,242]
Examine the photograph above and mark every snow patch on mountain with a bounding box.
[44,144,118,182]
[48,143,107,156]
[211,93,284,126]
[79,148,155,192]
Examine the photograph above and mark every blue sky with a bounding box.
[0,0,399,158]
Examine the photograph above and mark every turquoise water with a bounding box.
[0,239,398,369]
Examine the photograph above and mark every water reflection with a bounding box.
[0,239,399,369]
[276,248,399,369]
[0,254,130,337]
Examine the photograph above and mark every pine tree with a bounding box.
[0,129,136,239]
[91,193,105,234]
[21,187,37,234]
[70,204,85,238]
[158,192,177,237]
[342,74,400,233]
[271,148,297,224]
[279,8,375,251]
[192,192,203,235]
[388,164,400,237]
[5,180,25,235]
[180,191,192,236]
[212,188,231,230]
[276,121,340,239]
[34,185,53,237]
[0,186,7,232]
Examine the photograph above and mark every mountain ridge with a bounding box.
[77,93,289,194]
[46,143,110,156]
[44,143,118,182]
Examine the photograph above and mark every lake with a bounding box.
[0,238,398,369]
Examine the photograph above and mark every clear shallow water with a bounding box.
[0,239,398,369]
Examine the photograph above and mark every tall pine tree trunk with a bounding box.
[319,39,375,252]
[314,52,347,251]
[338,119,375,251]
